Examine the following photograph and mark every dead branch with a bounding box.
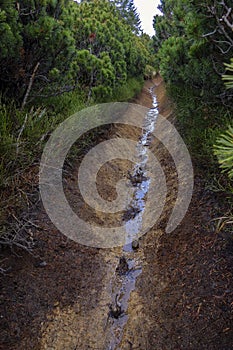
[30,84,76,99]
[21,62,40,110]
[0,213,36,253]
[202,28,218,37]
[214,40,233,53]
[222,8,233,30]
[205,1,233,53]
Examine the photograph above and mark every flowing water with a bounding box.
[105,88,159,350]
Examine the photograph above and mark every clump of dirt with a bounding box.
[0,76,232,350]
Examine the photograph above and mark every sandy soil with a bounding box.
[0,77,232,350]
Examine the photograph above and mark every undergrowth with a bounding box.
[166,84,233,238]
[168,86,233,209]
[110,77,144,102]
[167,84,232,181]
[0,76,144,247]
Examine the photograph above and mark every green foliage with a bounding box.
[212,59,233,181]
[109,76,144,102]
[0,0,153,246]
[0,2,22,59]
[0,0,78,100]
[71,0,149,99]
[153,0,233,99]
[223,58,233,89]
[167,85,229,171]
[72,0,127,97]
[0,87,87,186]
[112,0,141,34]
[0,0,150,104]
[153,0,233,196]
[157,36,188,83]
[0,0,150,181]
[214,126,233,179]
[144,65,156,80]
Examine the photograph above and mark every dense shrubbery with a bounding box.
[0,0,151,104]
[153,0,233,96]
[0,0,152,184]
[153,0,233,188]
[0,0,155,244]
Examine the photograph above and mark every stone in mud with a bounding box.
[116,256,129,275]
[128,169,148,187]
[132,240,139,250]
[122,206,140,221]
[34,260,47,268]
[108,298,123,319]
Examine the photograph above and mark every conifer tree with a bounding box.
[0,0,150,103]
[112,0,141,34]
[153,0,233,101]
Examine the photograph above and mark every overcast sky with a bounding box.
[134,0,162,36]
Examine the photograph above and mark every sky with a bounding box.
[134,0,162,36]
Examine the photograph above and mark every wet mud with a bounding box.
[0,78,232,350]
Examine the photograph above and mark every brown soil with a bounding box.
[0,77,232,350]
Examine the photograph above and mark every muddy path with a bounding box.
[1,78,233,350]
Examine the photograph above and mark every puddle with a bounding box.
[105,87,159,349]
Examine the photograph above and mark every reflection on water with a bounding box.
[106,88,159,350]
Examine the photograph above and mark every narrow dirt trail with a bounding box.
[1,78,232,350]
[38,80,160,350]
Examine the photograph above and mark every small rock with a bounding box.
[109,294,123,319]
[132,240,139,250]
[116,256,129,275]
[122,206,140,221]
[35,260,47,268]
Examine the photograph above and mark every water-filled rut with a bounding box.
[105,89,159,350]
[39,84,159,350]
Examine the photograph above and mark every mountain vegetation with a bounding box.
[153,0,233,188]
[0,0,232,246]
[0,0,154,244]
[0,0,148,104]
